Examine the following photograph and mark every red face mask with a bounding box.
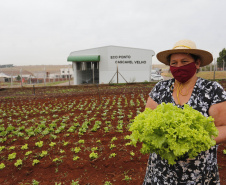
[170,62,197,83]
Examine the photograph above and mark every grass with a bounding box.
[0,80,70,88]
[1,71,225,89]
[36,80,70,86]
[162,71,226,80]
[197,71,226,80]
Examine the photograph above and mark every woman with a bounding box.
[143,40,226,185]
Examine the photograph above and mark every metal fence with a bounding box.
[1,62,226,88]
[0,76,73,88]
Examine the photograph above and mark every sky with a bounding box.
[0,0,226,66]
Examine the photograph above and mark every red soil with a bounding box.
[0,83,225,185]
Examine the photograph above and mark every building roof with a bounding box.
[0,67,33,77]
[68,45,155,57]
[70,45,155,53]
[0,73,10,78]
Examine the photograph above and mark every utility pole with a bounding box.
[44,66,46,86]
[11,69,13,87]
[68,66,71,86]
[20,68,23,87]
[223,59,225,71]
[117,63,118,84]
[30,75,31,84]
[92,63,94,84]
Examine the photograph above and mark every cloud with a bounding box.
[0,0,226,65]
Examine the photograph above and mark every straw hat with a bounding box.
[156,39,213,67]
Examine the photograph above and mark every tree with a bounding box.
[217,48,226,69]
[16,75,21,81]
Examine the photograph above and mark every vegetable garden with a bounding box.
[0,81,226,185]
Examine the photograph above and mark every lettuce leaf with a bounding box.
[128,103,218,165]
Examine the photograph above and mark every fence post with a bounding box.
[20,68,23,87]
[44,66,46,86]
[223,59,225,71]
[33,85,35,95]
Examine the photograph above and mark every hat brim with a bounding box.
[156,49,213,67]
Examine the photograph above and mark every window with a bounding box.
[87,62,91,70]
[77,63,81,70]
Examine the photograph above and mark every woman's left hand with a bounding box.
[209,101,226,144]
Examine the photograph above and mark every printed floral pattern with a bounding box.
[143,78,226,185]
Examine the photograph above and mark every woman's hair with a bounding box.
[167,53,201,73]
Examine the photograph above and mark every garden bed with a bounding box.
[0,82,225,184]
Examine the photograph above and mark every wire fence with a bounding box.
[0,77,73,88]
[0,62,226,88]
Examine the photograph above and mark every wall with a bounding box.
[100,46,154,83]
[69,46,155,85]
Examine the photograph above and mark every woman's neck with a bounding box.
[173,75,198,105]
[175,74,198,88]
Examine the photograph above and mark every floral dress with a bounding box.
[143,78,226,185]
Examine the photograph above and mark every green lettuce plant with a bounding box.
[35,141,44,148]
[8,153,16,160]
[21,144,28,150]
[223,149,226,155]
[89,152,98,160]
[25,151,32,156]
[129,103,218,165]
[73,156,80,161]
[14,159,23,167]
[72,147,81,154]
[0,146,5,151]
[40,151,48,158]
[32,159,40,166]
[109,144,116,150]
[0,163,5,170]
[109,153,117,158]
[49,142,56,147]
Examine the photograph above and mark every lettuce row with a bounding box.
[129,103,218,165]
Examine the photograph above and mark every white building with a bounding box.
[0,73,10,82]
[60,68,74,79]
[67,46,155,85]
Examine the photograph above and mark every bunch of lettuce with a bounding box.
[129,103,218,165]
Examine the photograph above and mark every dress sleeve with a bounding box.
[211,81,226,105]
[149,82,161,104]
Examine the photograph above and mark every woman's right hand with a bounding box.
[145,97,158,110]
